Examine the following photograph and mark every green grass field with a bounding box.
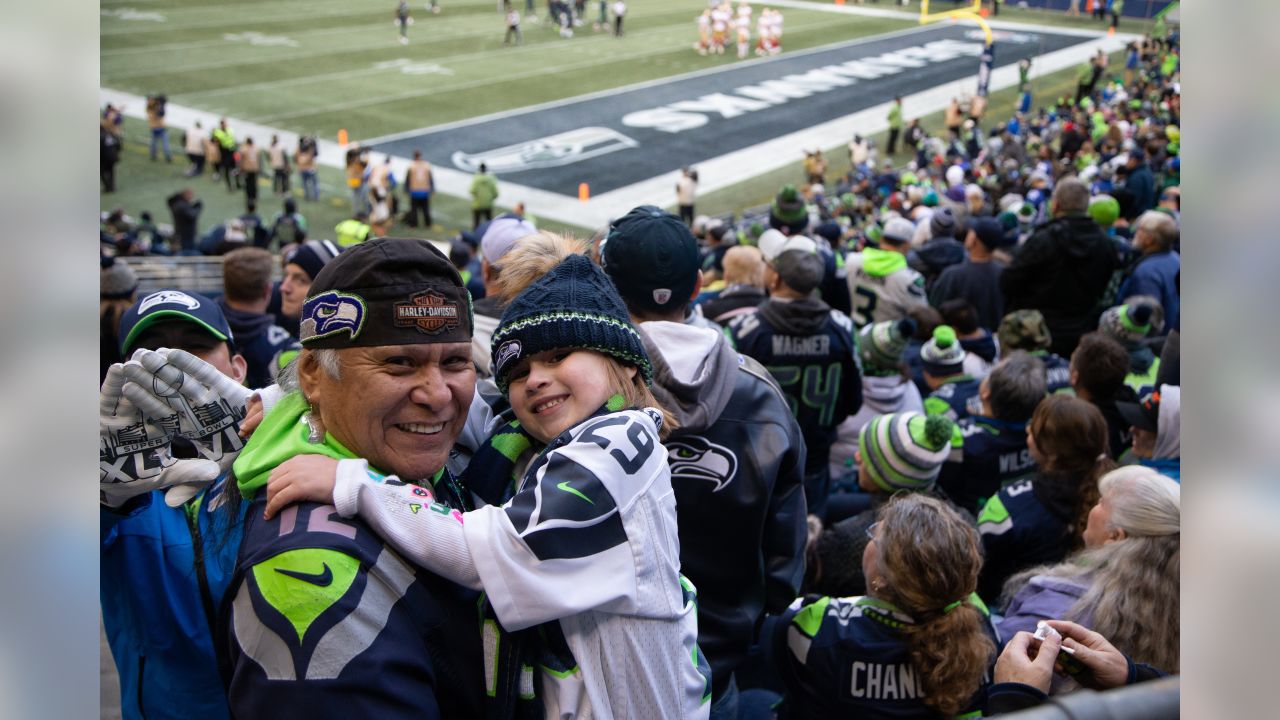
[102,0,1150,238]
[103,0,914,140]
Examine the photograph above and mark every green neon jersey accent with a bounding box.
[792,596,831,638]
[491,431,533,463]
[541,664,581,679]
[556,481,594,505]
[251,548,360,643]
[978,494,1010,526]
[923,396,951,416]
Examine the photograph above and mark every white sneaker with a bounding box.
[399,36,409,44]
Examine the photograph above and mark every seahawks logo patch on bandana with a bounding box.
[301,291,366,343]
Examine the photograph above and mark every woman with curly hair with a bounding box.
[976,394,1117,601]
[763,493,996,718]
[998,467,1180,676]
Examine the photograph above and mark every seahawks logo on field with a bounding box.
[451,127,639,174]
[667,436,738,493]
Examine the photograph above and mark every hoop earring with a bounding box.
[304,409,324,444]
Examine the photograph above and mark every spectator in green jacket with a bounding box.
[469,163,499,229]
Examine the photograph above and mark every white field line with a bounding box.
[102,22,389,57]
[101,2,393,36]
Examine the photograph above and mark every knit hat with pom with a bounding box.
[920,325,966,376]
[1099,301,1162,346]
[858,411,956,492]
[860,318,917,376]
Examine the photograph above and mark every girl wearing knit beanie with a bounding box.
[768,494,995,718]
[265,254,710,718]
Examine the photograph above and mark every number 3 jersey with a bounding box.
[726,297,863,479]
[845,247,928,327]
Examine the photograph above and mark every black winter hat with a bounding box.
[491,254,652,394]
[601,205,701,314]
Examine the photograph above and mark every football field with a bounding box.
[102,0,1132,229]
[102,0,914,138]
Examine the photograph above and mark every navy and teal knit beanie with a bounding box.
[858,411,956,492]
[490,254,652,394]
[920,325,966,376]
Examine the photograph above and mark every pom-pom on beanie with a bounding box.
[858,411,956,492]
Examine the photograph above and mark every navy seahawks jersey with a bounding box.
[976,477,1071,603]
[221,492,485,719]
[725,303,863,479]
[937,416,1036,516]
[1033,351,1073,394]
[923,376,982,423]
[765,595,993,719]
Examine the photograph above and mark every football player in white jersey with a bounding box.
[695,9,711,55]
[735,5,751,58]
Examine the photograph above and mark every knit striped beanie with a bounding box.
[860,318,916,376]
[491,254,652,394]
[921,325,965,376]
[858,411,956,492]
[1099,301,1161,346]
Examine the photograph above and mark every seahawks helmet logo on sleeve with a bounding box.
[301,291,366,342]
[667,436,738,493]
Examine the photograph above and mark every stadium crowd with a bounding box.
[100,19,1179,720]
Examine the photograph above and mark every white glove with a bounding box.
[99,364,221,508]
[121,348,252,477]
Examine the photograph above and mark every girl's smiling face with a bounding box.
[507,349,634,444]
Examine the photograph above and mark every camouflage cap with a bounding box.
[997,309,1052,352]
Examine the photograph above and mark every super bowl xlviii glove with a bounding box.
[121,348,252,475]
[99,364,221,508]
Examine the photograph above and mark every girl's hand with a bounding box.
[265,454,341,519]
[239,394,264,439]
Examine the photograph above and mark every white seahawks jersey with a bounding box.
[465,409,711,719]
[844,253,928,327]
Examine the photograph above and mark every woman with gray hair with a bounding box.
[996,466,1180,675]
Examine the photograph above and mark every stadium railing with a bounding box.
[118,256,279,295]
[998,676,1179,720]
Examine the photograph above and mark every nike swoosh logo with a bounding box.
[556,481,594,505]
[275,563,334,587]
